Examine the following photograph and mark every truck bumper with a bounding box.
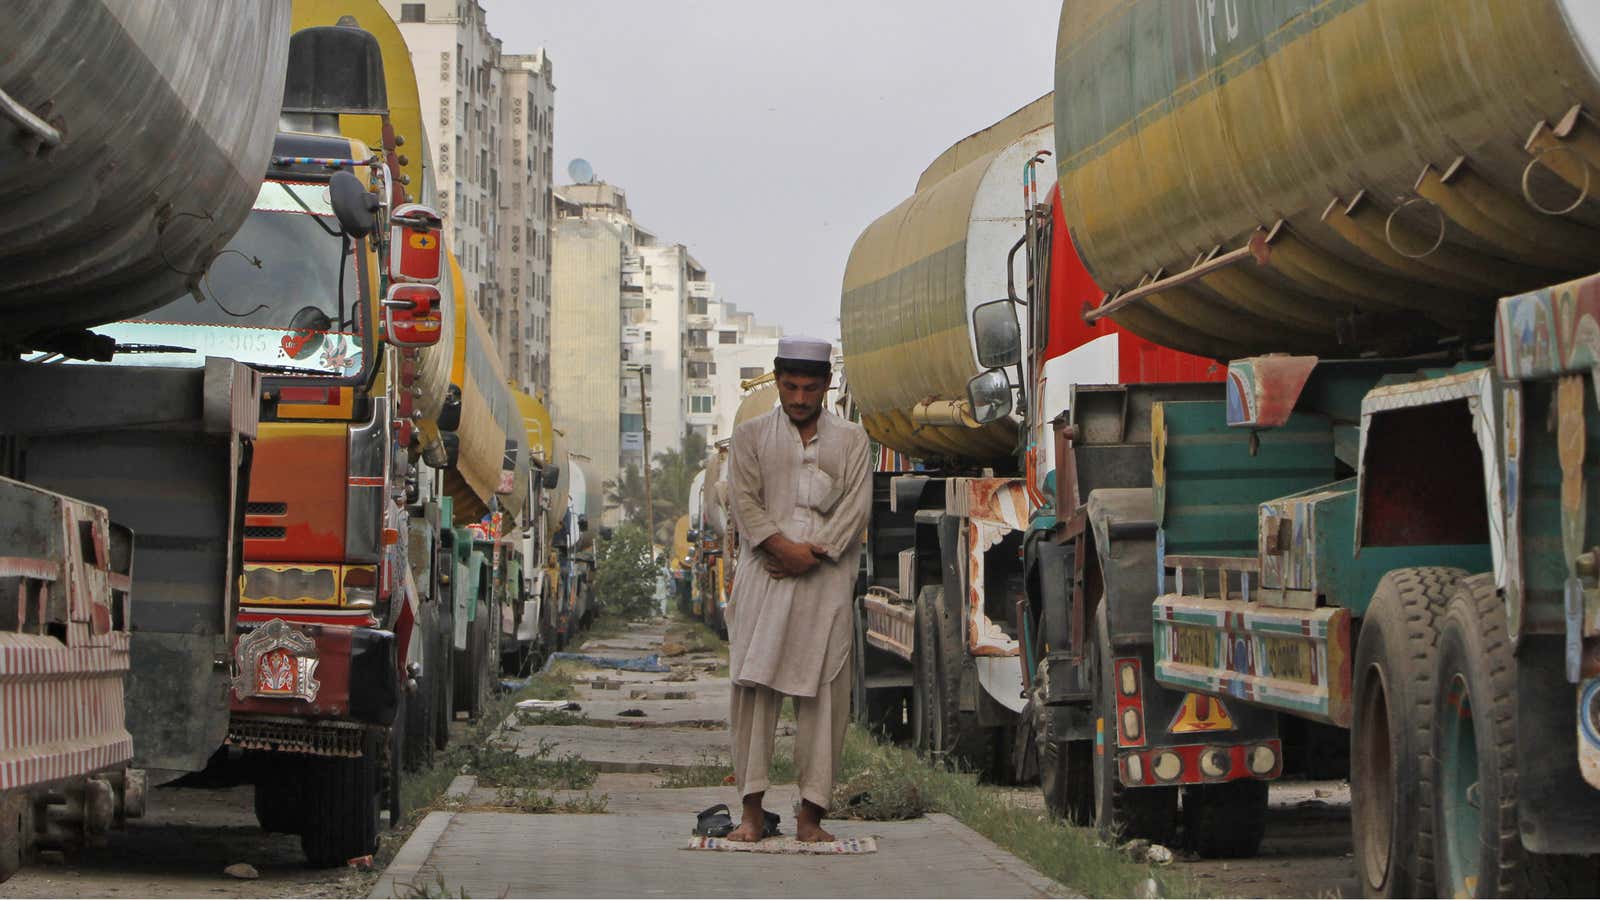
[1106,643,1282,789]
[227,615,398,752]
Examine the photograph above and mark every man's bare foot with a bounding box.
[795,799,835,843]
[727,791,769,842]
[795,821,836,843]
[726,818,766,842]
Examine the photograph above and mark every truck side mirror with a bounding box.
[967,368,1014,424]
[972,298,1021,368]
[389,204,444,284]
[382,284,443,347]
[541,465,560,490]
[329,170,378,239]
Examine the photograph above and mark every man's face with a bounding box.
[776,371,829,424]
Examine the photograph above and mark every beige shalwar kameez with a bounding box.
[726,407,870,808]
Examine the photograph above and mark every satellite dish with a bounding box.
[567,158,595,184]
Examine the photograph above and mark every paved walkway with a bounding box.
[372,620,1068,898]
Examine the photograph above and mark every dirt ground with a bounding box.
[1182,780,1357,898]
[991,778,1356,898]
[2,784,379,899]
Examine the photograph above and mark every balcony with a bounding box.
[688,281,714,300]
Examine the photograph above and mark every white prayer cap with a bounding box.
[775,335,832,363]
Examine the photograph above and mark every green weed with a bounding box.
[492,786,610,813]
[830,727,1200,898]
[468,737,597,790]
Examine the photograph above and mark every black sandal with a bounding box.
[693,804,782,839]
[693,803,734,837]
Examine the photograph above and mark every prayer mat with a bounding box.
[685,835,878,855]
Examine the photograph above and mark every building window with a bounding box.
[688,297,707,316]
[739,366,764,379]
[691,395,713,414]
[400,2,425,22]
[621,413,644,432]
[719,330,738,344]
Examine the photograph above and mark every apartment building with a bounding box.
[383,0,555,396]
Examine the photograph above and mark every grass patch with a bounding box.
[515,708,588,727]
[664,616,728,659]
[392,873,473,899]
[492,786,610,813]
[389,663,584,849]
[468,737,597,790]
[831,727,1197,899]
[657,755,733,788]
[655,749,799,789]
[573,613,633,646]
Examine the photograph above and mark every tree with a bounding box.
[646,431,708,544]
[603,464,649,524]
[594,523,662,618]
[604,432,712,543]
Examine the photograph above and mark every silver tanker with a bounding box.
[0,0,290,352]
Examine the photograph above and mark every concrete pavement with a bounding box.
[371,620,1069,898]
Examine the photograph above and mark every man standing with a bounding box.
[724,336,870,843]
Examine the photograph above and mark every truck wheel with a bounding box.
[1040,736,1093,825]
[300,735,381,867]
[1182,779,1268,858]
[0,791,32,883]
[912,592,941,756]
[1351,566,1463,897]
[434,625,454,749]
[1092,603,1176,843]
[387,708,405,830]
[1432,575,1600,897]
[404,633,435,771]
[851,600,870,728]
[253,766,303,834]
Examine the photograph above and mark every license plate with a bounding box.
[1170,625,1217,667]
[1261,636,1316,684]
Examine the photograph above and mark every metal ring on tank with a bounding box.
[1383,196,1446,260]
[1521,145,1591,217]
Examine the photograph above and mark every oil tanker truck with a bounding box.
[964,0,1600,893]
[0,0,289,879]
[840,93,1258,805]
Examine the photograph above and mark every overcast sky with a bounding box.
[481,0,1057,342]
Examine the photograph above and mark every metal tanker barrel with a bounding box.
[419,254,528,526]
[841,95,1054,464]
[566,457,597,550]
[547,431,572,549]
[1056,0,1600,360]
[0,1,291,348]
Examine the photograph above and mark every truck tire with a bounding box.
[912,591,941,757]
[1040,735,1093,825]
[387,698,406,829]
[403,612,435,771]
[1182,779,1268,858]
[1432,574,1600,897]
[434,623,454,749]
[851,599,870,728]
[1092,603,1177,844]
[300,734,382,868]
[0,791,32,883]
[253,766,303,834]
[1351,566,1464,897]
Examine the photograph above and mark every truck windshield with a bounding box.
[98,181,366,376]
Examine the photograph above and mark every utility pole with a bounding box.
[636,365,654,548]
